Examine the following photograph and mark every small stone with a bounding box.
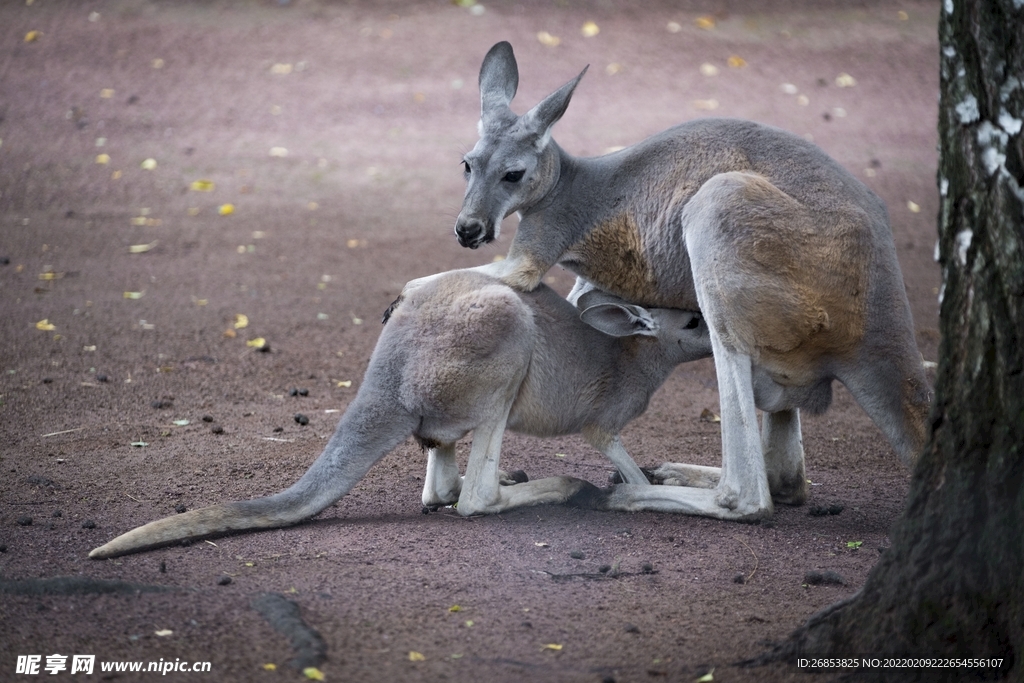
[289,388,298,396]
[42,378,53,384]
[641,562,655,574]
[733,573,746,584]
[16,516,32,526]
[211,425,224,434]
[0,544,7,553]
[217,575,232,586]
[273,426,284,432]
[151,400,173,409]
[569,550,585,560]
[298,388,309,396]
[159,561,167,573]
[96,374,109,382]
[624,624,640,633]
[81,519,96,529]
[0,257,10,265]
[174,503,187,514]
[598,564,611,574]
[52,510,62,518]
[202,415,214,423]
[294,413,309,426]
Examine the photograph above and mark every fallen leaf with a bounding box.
[24,30,42,42]
[699,408,721,423]
[697,670,715,682]
[907,201,921,213]
[223,328,237,338]
[448,605,462,612]
[541,643,563,651]
[131,441,149,448]
[247,337,268,349]
[666,21,682,33]
[129,241,158,254]
[780,83,799,95]
[897,10,909,20]
[336,380,352,388]
[141,158,157,170]
[219,203,235,215]
[152,58,165,69]
[535,542,550,548]
[536,31,561,47]
[35,319,56,331]
[172,419,190,426]
[190,179,215,192]
[38,271,64,281]
[408,651,426,662]
[835,73,857,88]
[302,667,325,681]
[797,95,810,106]
[699,63,719,77]
[271,63,293,75]
[112,170,122,180]
[605,63,622,76]
[96,154,111,165]
[581,21,600,37]
[846,540,863,549]
[100,89,115,99]
[727,55,747,68]
[234,313,249,329]
[269,147,288,157]
[262,663,277,671]
[464,620,474,628]
[154,629,172,637]
[694,15,715,30]
[123,291,144,299]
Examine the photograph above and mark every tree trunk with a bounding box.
[763,1,1024,680]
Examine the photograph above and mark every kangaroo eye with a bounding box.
[502,170,525,183]
[462,160,472,175]
[684,314,701,330]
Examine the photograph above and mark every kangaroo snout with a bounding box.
[455,218,491,249]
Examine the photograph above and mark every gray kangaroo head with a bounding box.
[455,41,588,249]
[578,291,712,365]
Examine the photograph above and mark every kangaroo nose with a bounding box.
[455,219,487,249]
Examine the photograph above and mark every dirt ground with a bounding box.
[0,1,942,681]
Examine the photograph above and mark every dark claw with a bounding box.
[382,295,403,325]
[607,467,661,485]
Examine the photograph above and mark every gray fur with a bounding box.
[89,270,710,559]
[416,41,932,520]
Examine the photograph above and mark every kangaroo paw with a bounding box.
[607,467,660,485]
[565,481,610,510]
[499,469,529,486]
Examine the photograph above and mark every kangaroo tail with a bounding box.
[89,395,417,559]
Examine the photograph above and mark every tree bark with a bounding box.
[763,1,1024,680]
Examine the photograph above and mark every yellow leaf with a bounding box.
[152,58,165,69]
[262,663,277,671]
[190,179,215,192]
[536,31,561,47]
[448,605,462,612]
[35,319,56,331]
[694,15,715,30]
[835,73,857,88]
[112,170,122,180]
[605,63,622,76]
[464,620,474,628]
[727,55,747,68]
[123,291,144,299]
[302,667,325,680]
[271,63,293,75]
[541,643,563,651]
[38,271,63,280]
[907,201,921,213]
[700,408,721,423]
[897,10,909,20]
[336,380,352,388]
[219,203,235,215]
[581,21,599,37]
[408,651,425,662]
[129,241,157,254]
[24,30,42,42]
[697,669,715,681]
[234,313,249,329]
[154,629,173,637]
[247,337,267,349]
[96,154,111,165]
[141,158,157,170]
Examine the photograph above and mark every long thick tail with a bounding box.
[89,394,417,559]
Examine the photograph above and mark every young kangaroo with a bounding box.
[403,41,933,521]
[89,270,710,559]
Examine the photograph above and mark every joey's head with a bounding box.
[578,289,712,366]
[455,41,588,249]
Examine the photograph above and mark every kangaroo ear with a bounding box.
[521,65,588,145]
[479,41,519,116]
[580,302,658,338]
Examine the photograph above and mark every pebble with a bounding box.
[641,562,655,574]
[598,564,611,574]
[733,573,746,584]
[202,415,214,423]
[569,550,585,560]
[151,400,173,409]
[294,413,309,426]
[273,426,284,433]
[0,544,7,553]
[624,624,640,633]
[217,575,232,586]
[17,516,32,526]
[81,520,96,529]
[52,510,62,518]
[96,374,109,383]
[211,425,224,434]
[159,561,167,573]
[174,503,187,514]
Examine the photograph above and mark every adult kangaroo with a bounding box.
[430,41,932,520]
[89,271,711,559]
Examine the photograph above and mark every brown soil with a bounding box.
[0,2,940,681]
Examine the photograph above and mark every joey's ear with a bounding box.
[521,65,588,145]
[580,302,658,338]
[479,41,519,116]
